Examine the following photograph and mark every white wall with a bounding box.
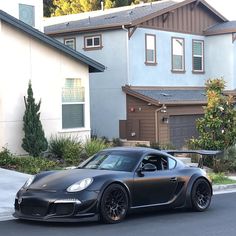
[0,0,43,31]
[0,22,90,154]
[205,34,235,90]
[55,29,128,139]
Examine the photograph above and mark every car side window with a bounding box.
[142,155,168,171]
[168,157,176,169]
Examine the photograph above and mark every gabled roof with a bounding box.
[122,86,207,105]
[204,21,236,36]
[44,0,227,35]
[0,10,105,73]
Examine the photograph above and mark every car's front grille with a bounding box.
[21,205,48,217]
[55,203,74,215]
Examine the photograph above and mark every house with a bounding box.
[0,9,105,154]
[44,0,236,148]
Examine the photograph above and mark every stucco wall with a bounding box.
[129,28,207,87]
[0,22,90,154]
[0,0,43,31]
[205,34,235,90]
[56,29,128,139]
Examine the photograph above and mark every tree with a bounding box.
[43,0,56,17]
[189,78,236,151]
[22,81,48,157]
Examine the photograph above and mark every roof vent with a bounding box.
[160,93,172,97]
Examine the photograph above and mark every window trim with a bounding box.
[192,39,205,74]
[145,34,157,65]
[64,37,76,50]
[84,34,103,50]
[171,37,185,73]
[61,78,85,130]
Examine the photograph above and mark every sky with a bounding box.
[205,0,236,20]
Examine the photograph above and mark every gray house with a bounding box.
[45,0,236,148]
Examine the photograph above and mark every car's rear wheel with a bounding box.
[100,184,129,224]
[191,178,212,212]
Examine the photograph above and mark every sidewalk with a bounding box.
[0,168,236,221]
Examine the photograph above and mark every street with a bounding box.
[0,192,235,236]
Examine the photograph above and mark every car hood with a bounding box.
[28,169,124,191]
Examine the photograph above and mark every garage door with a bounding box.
[169,114,203,148]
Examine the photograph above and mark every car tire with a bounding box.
[100,184,129,224]
[191,178,212,212]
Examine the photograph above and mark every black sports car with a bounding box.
[14,147,216,223]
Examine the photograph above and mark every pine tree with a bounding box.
[22,81,48,157]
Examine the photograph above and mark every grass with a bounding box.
[209,173,236,185]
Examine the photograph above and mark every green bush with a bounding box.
[0,148,59,174]
[208,172,236,185]
[84,138,111,157]
[112,138,122,147]
[48,135,83,165]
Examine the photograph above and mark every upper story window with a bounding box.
[64,38,76,50]
[19,4,35,27]
[145,34,157,65]
[84,35,102,50]
[192,40,204,73]
[172,37,185,72]
[62,78,85,129]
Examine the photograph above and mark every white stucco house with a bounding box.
[0,10,105,154]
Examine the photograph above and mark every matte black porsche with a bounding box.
[14,147,214,223]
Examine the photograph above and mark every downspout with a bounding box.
[155,104,166,143]
[122,25,130,84]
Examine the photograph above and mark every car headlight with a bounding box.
[22,176,35,189]
[67,178,93,192]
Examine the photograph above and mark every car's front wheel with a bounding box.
[100,184,129,224]
[191,178,212,212]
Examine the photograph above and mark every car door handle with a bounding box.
[170,177,177,182]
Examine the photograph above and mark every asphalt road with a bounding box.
[0,192,236,236]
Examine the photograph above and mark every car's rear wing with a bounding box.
[162,150,222,168]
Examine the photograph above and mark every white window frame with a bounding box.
[145,34,157,65]
[192,40,204,73]
[62,78,85,130]
[64,38,76,50]
[84,35,102,49]
[171,37,185,72]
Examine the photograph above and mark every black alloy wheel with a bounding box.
[100,184,129,223]
[191,178,212,212]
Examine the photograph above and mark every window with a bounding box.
[172,37,185,72]
[64,38,76,50]
[19,4,35,27]
[84,35,102,50]
[192,40,204,72]
[62,79,85,129]
[145,34,157,65]
[168,157,176,169]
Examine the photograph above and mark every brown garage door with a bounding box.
[169,114,203,148]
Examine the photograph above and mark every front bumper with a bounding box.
[13,189,100,222]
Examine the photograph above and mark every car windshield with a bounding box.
[79,151,139,172]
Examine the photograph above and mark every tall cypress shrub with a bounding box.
[22,81,48,157]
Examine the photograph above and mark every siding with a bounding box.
[126,95,204,146]
[140,3,222,35]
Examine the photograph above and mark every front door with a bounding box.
[132,154,178,207]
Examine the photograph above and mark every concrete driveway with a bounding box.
[0,168,30,221]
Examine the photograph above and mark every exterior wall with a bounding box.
[126,95,204,145]
[205,34,235,90]
[140,2,222,35]
[129,28,206,86]
[0,0,43,31]
[0,22,90,154]
[55,29,128,139]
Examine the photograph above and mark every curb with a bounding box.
[213,183,236,192]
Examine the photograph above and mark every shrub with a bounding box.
[0,148,59,174]
[84,138,111,157]
[48,135,83,165]
[112,138,122,147]
[208,172,236,185]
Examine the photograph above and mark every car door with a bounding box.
[132,153,178,207]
